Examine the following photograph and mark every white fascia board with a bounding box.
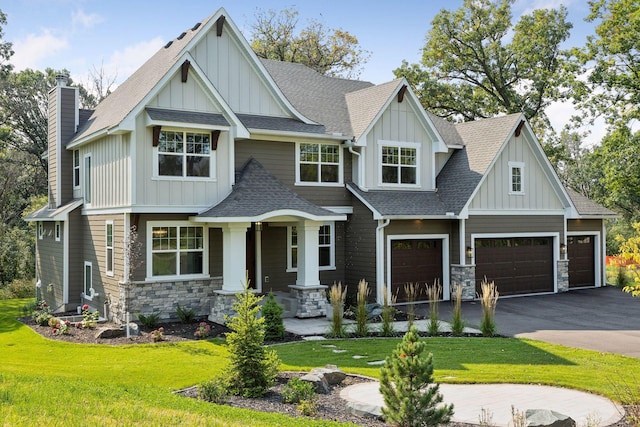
[67,128,109,149]
[467,209,566,216]
[248,129,347,141]
[190,210,347,223]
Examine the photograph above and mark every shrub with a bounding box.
[137,312,160,329]
[81,304,99,329]
[282,378,315,404]
[31,301,52,326]
[194,322,211,339]
[355,279,370,337]
[478,278,499,337]
[326,282,347,338]
[404,282,421,329]
[225,282,280,398]
[381,289,397,337]
[261,292,285,341]
[426,280,441,336]
[450,284,466,336]
[52,319,71,335]
[297,398,318,416]
[150,327,164,342]
[198,376,229,404]
[379,326,454,426]
[0,279,34,300]
[176,305,196,323]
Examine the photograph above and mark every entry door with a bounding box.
[568,235,595,288]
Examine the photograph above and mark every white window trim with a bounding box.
[146,220,209,280]
[286,222,336,272]
[509,161,525,195]
[83,152,92,205]
[38,222,44,240]
[73,150,80,189]
[55,222,61,242]
[105,220,114,277]
[83,261,94,301]
[294,141,344,186]
[377,140,421,188]
[153,128,217,181]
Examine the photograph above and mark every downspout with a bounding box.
[344,137,364,186]
[376,218,390,304]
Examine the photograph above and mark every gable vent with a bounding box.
[177,31,187,40]
[164,40,173,49]
[191,22,201,31]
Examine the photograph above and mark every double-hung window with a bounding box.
[379,142,419,186]
[106,221,114,276]
[509,161,525,194]
[296,142,341,184]
[287,223,335,271]
[150,224,205,277]
[73,150,80,188]
[158,130,211,178]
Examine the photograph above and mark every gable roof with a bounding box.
[194,158,345,223]
[345,79,404,140]
[566,188,618,218]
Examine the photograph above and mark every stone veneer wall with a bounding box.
[112,277,223,323]
[450,264,476,301]
[557,259,569,292]
[289,285,328,318]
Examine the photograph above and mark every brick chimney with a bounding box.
[47,74,79,208]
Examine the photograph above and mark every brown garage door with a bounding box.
[475,237,554,296]
[568,235,595,288]
[391,239,443,303]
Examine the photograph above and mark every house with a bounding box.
[26,8,616,323]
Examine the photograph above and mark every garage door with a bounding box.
[391,239,443,303]
[475,237,554,296]
[568,235,595,288]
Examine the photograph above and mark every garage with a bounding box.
[391,238,443,303]
[567,235,595,288]
[475,237,554,296]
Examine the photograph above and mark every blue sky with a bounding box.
[2,0,601,142]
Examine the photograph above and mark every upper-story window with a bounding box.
[73,150,80,188]
[296,142,342,185]
[509,161,525,194]
[379,141,420,186]
[158,130,211,178]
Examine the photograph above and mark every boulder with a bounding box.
[309,365,347,385]
[95,327,124,339]
[120,323,140,336]
[345,401,383,419]
[526,409,576,427]
[365,303,383,318]
[300,373,331,394]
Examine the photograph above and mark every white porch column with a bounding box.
[296,220,321,288]
[221,222,250,292]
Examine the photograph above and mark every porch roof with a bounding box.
[193,158,346,223]
[347,183,450,219]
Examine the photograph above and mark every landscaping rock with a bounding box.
[120,323,140,336]
[365,303,383,318]
[95,327,124,339]
[309,365,346,385]
[345,401,383,419]
[526,409,576,427]
[300,373,331,394]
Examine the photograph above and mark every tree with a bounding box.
[250,7,370,78]
[0,9,14,77]
[615,223,640,297]
[379,326,454,426]
[575,0,640,126]
[394,0,575,136]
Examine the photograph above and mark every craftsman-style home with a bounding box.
[27,8,615,322]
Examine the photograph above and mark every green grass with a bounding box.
[2,298,640,426]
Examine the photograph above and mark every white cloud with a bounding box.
[10,31,69,71]
[72,10,104,29]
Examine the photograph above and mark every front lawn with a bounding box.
[2,298,639,425]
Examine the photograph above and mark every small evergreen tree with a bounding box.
[261,292,285,341]
[225,283,280,397]
[379,326,454,427]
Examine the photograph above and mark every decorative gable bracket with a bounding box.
[216,16,225,37]
[181,60,190,83]
[398,84,408,103]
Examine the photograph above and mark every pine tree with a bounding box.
[379,326,454,426]
[261,292,285,341]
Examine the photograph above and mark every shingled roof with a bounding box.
[348,183,449,218]
[196,158,344,221]
[566,188,618,217]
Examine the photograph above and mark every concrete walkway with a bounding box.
[340,381,623,427]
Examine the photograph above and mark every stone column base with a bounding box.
[557,259,569,292]
[208,290,238,324]
[289,285,328,318]
[451,264,476,301]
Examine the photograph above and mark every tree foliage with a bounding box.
[379,326,454,426]
[0,9,13,78]
[394,0,575,135]
[250,7,370,78]
[615,223,640,297]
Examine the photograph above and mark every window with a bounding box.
[38,222,44,240]
[296,142,341,184]
[55,222,61,242]
[287,223,335,271]
[150,225,204,277]
[509,162,525,194]
[106,221,114,276]
[84,261,93,299]
[84,153,92,203]
[73,150,80,188]
[380,143,418,185]
[158,130,211,178]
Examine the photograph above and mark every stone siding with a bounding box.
[289,285,328,318]
[111,277,222,323]
[557,260,569,292]
[208,291,238,324]
[451,264,476,301]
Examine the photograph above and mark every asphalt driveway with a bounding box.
[429,286,640,358]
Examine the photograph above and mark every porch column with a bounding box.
[296,220,321,287]
[221,222,250,292]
